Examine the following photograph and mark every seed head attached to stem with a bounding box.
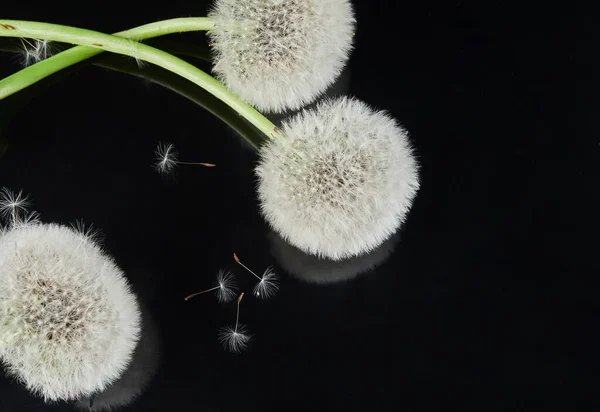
[184,269,237,303]
[208,0,356,113]
[154,142,215,175]
[255,97,420,260]
[233,253,279,300]
[217,292,250,353]
[0,214,141,402]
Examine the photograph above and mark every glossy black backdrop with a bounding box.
[0,1,592,410]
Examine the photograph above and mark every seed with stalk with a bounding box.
[233,253,279,300]
[184,269,237,304]
[154,142,215,175]
[217,292,251,353]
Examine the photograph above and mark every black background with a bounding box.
[0,1,593,410]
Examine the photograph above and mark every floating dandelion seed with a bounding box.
[184,269,237,303]
[154,142,215,175]
[0,187,31,224]
[218,293,250,353]
[233,253,279,299]
[154,142,177,174]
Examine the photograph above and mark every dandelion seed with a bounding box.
[19,38,51,67]
[217,293,251,353]
[233,253,279,299]
[153,142,215,175]
[0,188,31,225]
[252,266,279,299]
[184,269,237,303]
[127,38,147,69]
[70,219,102,244]
[15,210,41,227]
[154,143,178,174]
[218,324,251,353]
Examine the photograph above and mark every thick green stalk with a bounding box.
[0,20,279,140]
[0,18,214,100]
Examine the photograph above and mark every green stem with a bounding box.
[0,18,215,100]
[0,20,280,140]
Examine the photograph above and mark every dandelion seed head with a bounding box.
[154,142,178,175]
[0,222,141,402]
[208,0,355,113]
[217,325,251,353]
[256,97,420,260]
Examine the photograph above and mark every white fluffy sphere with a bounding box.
[256,97,420,260]
[0,222,141,402]
[207,0,355,113]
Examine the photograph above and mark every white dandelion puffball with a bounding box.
[208,0,355,113]
[256,97,420,260]
[0,222,141,402]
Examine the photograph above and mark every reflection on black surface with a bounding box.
[269,229,399,284]
[75,305,161,411]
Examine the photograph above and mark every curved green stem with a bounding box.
[0,20,279,140]
[0,18,214,100]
